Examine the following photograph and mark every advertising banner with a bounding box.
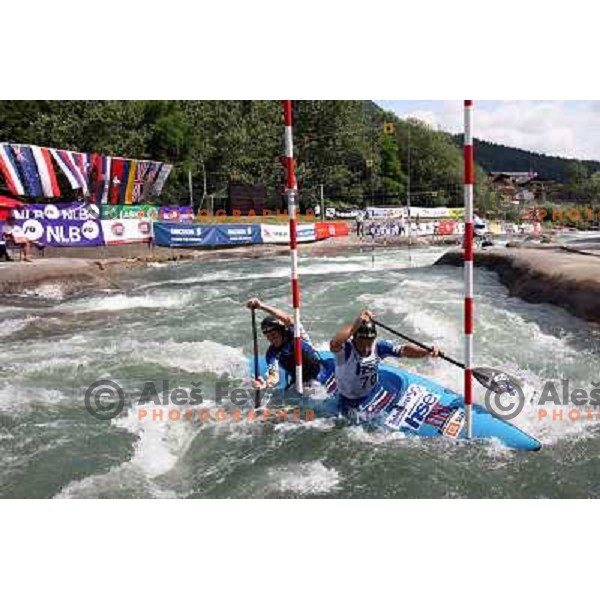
[437,220,456,235]
[153,222,206,246]
[446,208,465,220]
[10,202,104,246]
[409,207,465,219]
[153,222,262,247]
[158,206,195,222]
[408,207,447,219]
[366,206,406,219]
[331,222,349,236]
[101,219,153,244]
[365,206,466,220]
[315,222,331,240]
[213,224,262,245]
[101,204,160,220]
[260,223,316,244]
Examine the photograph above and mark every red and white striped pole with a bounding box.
[463,100,474,438]
[282,100,303,393]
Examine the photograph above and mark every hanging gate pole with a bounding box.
[282,100,303,393]
[463,100,475,438]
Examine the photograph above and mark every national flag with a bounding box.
[50,148,81,190]
[87,154,101,203]
[66,151,89,196]
[119,160,131,204]
[100,156,112,205]
[12,145,43,197]
[40,148,61,196]
[133,161,150,204]
[31,145,57,197]
[0,143,25,196]
[72,152,87,185]
[141,162,161,201]
[76,151,93,188]
[82,152,93,184]
[152,163,173,195]
[124,160,137,204]
[147,161,162,185]
[109,158,124,204]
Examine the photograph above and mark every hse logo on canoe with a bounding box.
[385,384,439,431]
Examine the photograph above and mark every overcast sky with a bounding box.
[376,101,600,162]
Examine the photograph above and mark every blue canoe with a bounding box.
[251,351,541,452]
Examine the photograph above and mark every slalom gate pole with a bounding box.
[282,100,303,393]
[463,100,474,438]
[251,309,260,409]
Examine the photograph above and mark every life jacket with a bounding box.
[277,332,322,384]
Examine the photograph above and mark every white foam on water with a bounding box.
[3,349,92,378]
[0,383,66,415]
[55,462,179,499]
[59,290,193,313]
[268,460,341,495]
[135,249,442,293]
[403,310,461,348]
[56,406,198,499]
[489,307,580,359]
[273,417,337,433]
[129,339,247,376]
[21,283,66,301]
[137,268,291,291]
[345,426,409,447]
[225,429,255,441]
[304,251,441,274]
[364,267,600,449]
[483,437,516,460]
[112,406,198,479]
[496,372,600,447]
[0,316,39,338]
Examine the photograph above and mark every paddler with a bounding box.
[246,297,324,390]
[330,310,440,416]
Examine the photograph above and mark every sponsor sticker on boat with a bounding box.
[424,403,453,428]
[441,408,465,438]
[385,384,439,431]
[404,391,439,431]
[360,387,395,418]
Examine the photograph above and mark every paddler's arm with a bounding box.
[398,344,440,359]
[246,297,293,326]
[330,310,373,352]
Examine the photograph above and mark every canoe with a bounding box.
[252,351,541,451]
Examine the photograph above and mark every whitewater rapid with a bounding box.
[1,243,599,498]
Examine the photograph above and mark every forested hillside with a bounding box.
[453,135,600,183]
[0,101,473,208]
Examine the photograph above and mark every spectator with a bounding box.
[3,215,32,262]
[355,211,365,238]
[0,227,12,261]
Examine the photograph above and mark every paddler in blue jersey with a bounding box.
[246,297,324,390]
[330,310,440,415]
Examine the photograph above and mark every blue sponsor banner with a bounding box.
[213,224,262,245]
[153,222,262,247]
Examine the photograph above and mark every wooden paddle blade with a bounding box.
[473,367,522,395]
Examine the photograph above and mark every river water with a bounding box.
[1,242,600,498]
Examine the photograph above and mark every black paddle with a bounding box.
[371,318,521,395]
[251,309,261,408]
